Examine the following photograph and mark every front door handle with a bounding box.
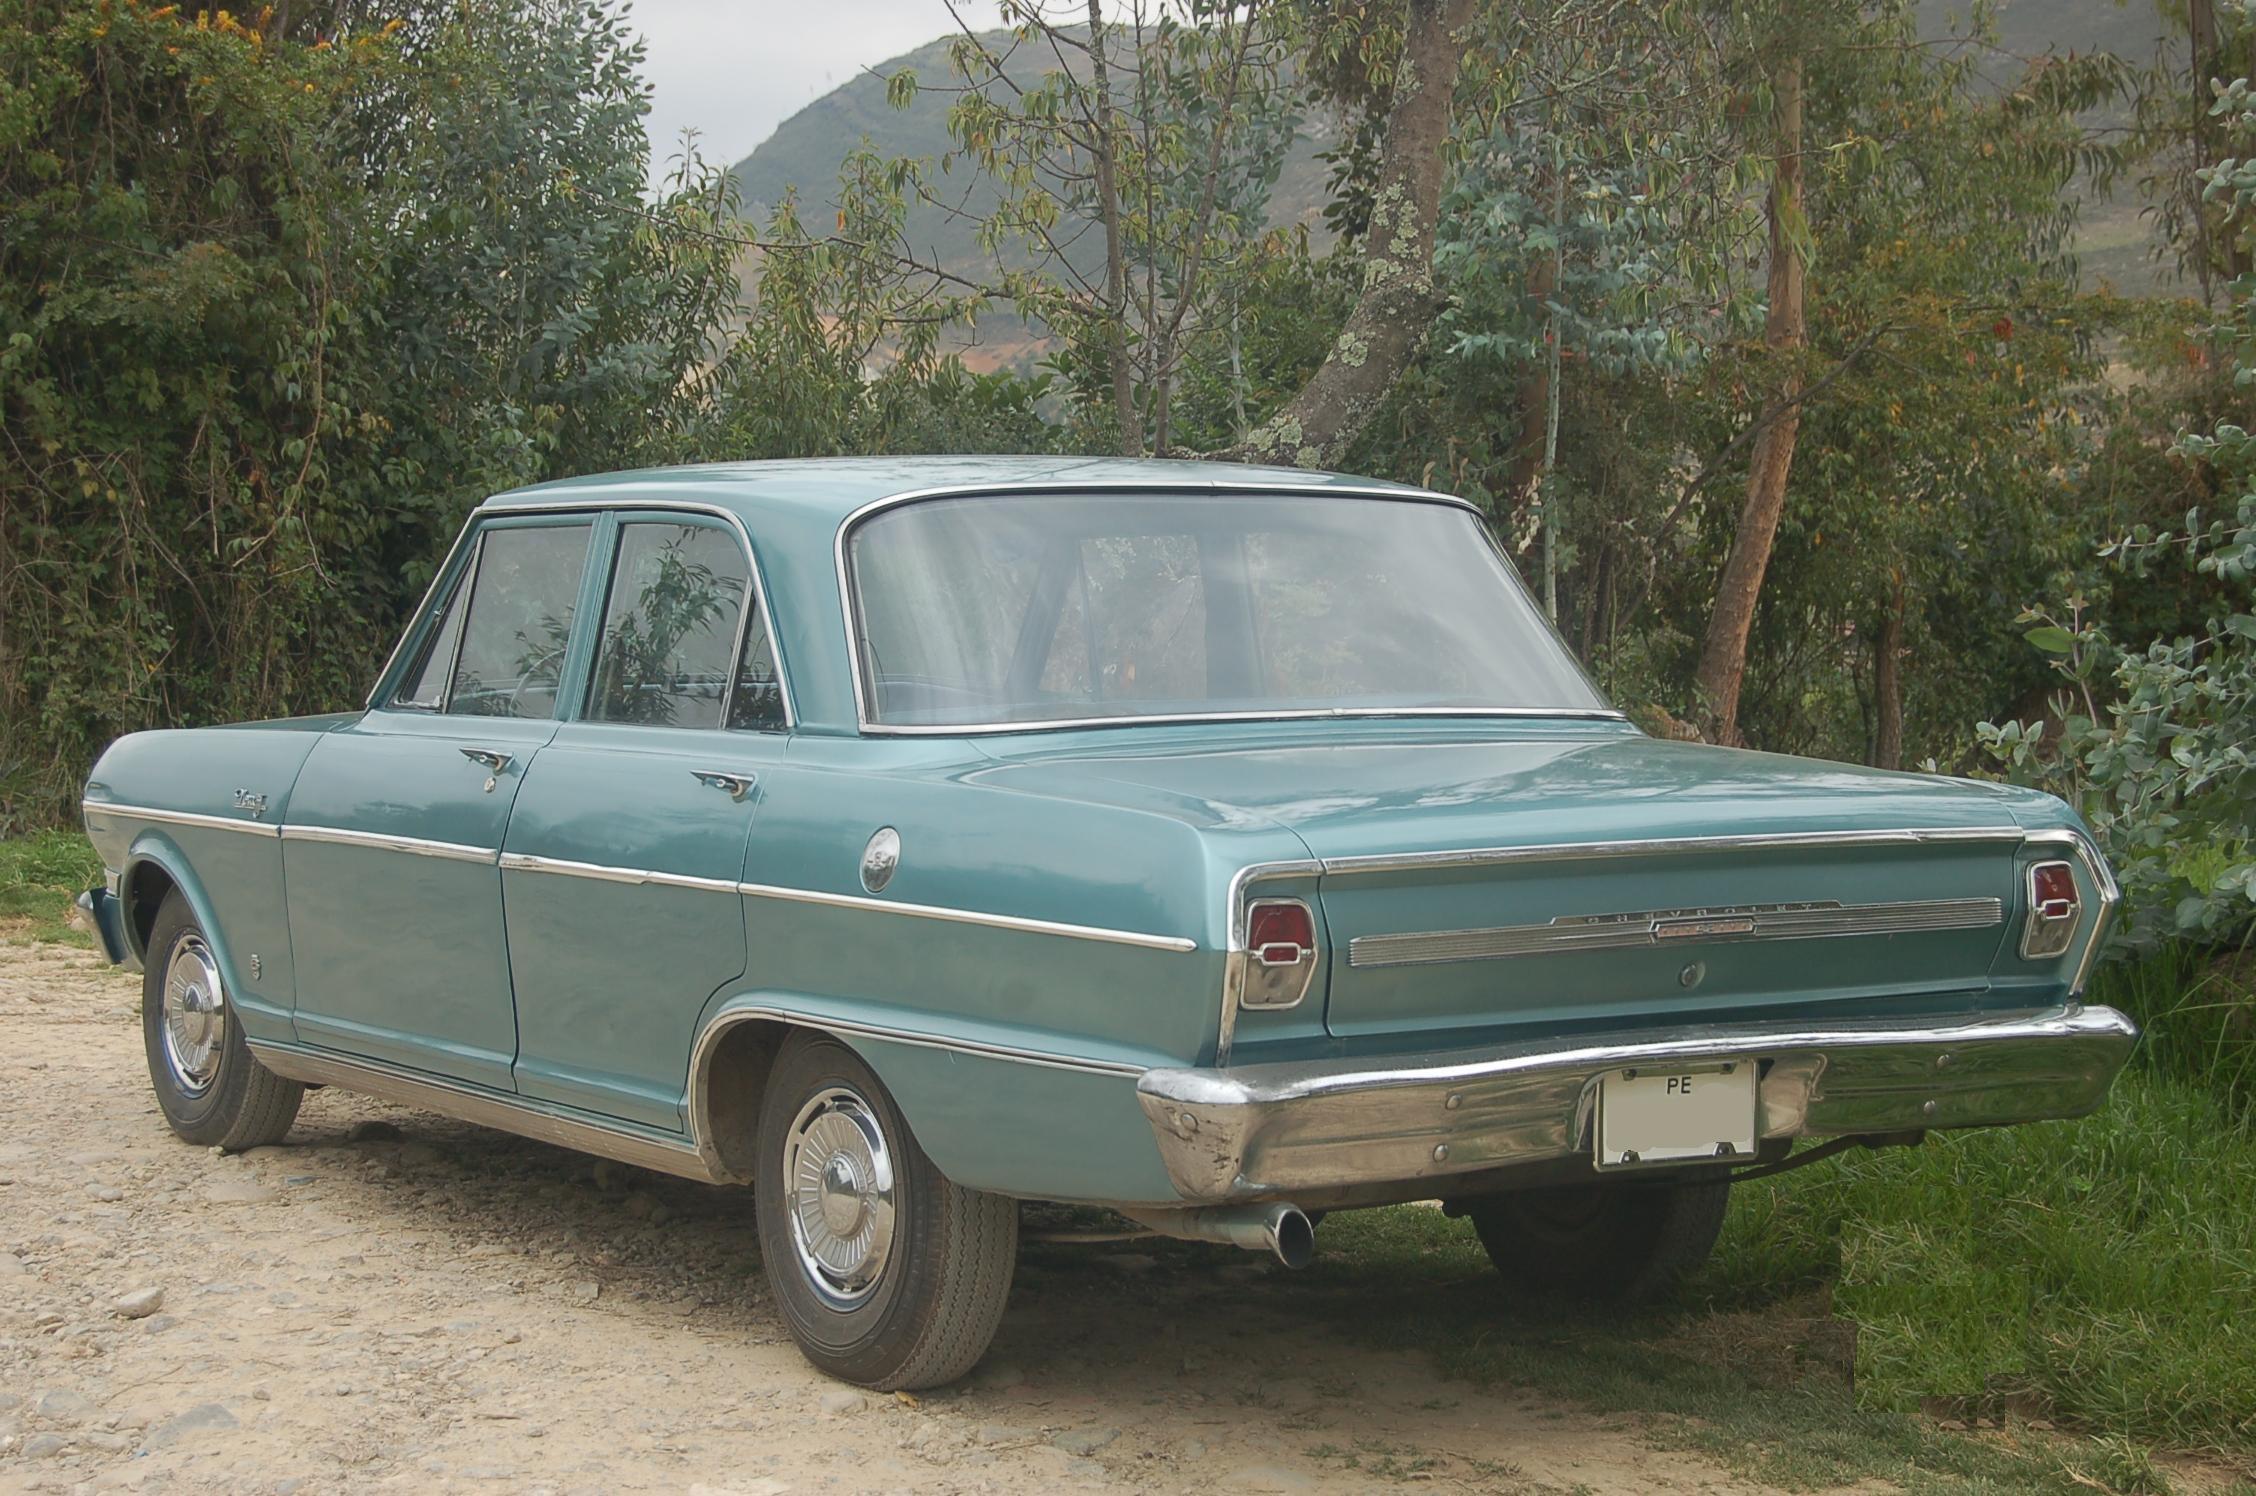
[690,769,756,802]
[458,746,514,773]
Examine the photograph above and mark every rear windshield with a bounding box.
[845,492,1611,728]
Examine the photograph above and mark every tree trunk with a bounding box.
[1499,159,1559,528]
[1216,0,1477,468]
[1691,50,1806,745]
[1085,0,1142,457]
[1872,574,1905,771]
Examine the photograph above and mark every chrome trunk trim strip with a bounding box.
[735,879,1198,953]
[498,852,738,894]
[279,825,496,864]
[80,801,281,838]
[246,1045,721,1184]
[1314,825,2031,878]
[1348,896,2005,969]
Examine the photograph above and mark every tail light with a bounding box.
[1242,899,1317,1009]
[2020,860,2081,959]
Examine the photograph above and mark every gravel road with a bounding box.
[0,939,1781,1494]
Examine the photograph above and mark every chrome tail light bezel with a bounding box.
[2019,859,2082,960]
[1238,897,1319,1011]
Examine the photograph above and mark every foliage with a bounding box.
[1978,58,2256,949]
[0,0,743,825]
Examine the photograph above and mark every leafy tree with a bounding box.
[0,0,743,821]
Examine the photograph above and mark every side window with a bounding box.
[586,522,753,730]
[445,523,593,719]
[393,553,473,710]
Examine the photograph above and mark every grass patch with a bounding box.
[1715,1072,2256,1451]
[0,828,101,945]
[1312,1065,2256,1489]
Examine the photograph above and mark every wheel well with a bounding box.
[695,1017,794,1183]
[121,861,179,963]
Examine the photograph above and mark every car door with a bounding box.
[500,513,791,1129]
[283,515,600,1090]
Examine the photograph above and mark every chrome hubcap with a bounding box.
[161,934,227,1096]
[784,1087,896,1306]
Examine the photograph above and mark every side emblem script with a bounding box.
[860,827,901,894]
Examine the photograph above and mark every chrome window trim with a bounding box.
[368,499,797,730]
[1348,895,2006,969]
[735,878,1197,953]
[81,801,281,838]
[498,851,738,895]
[278,824,496,864]
[830,481,1631,737]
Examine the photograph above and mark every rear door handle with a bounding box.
[690,769,756,802]
[459,746,514,773]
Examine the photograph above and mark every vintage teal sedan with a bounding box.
[80,457,2136,1388]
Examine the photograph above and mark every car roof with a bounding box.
[479,455,1446,528]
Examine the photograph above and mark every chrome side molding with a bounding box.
[248,1045,722,1184]
[81,801,281,838]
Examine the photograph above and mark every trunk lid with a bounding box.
[975,724,2030,1043]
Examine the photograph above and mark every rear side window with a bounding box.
[444,523,593,718]
[585,522,753,730]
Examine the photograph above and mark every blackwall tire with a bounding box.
[754,1032,1017,1390]
[1457,1177,1730,1303]
[141,889,303,1150]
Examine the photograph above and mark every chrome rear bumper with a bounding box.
[1135,1005,2139,1203]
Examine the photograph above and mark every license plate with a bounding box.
[1595,1062,1757,1169]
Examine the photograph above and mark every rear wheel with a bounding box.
[142,889,303,1150]
[753,1033,1017,1389]
[1455,1176,1730,1303]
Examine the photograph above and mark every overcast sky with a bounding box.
[626,0,965,187]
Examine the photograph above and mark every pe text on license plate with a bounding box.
[1595,1062,1757,1169]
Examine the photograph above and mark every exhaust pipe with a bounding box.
[1121,1204,1315,1268]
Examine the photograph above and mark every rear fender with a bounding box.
[688,991,1178,1206]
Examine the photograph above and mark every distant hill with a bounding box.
[726,28,1338,299]
[729,2,2191,315]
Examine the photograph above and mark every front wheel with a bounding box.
[142,889,304,1150]
[1454,1176,1729,1304]
[753,1033,1017,1389]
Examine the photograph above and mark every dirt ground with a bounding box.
[1,940,1790,1495]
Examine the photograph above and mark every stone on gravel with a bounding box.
[566,1280,600,1305]
[139,1402,237,1453]
[142,1314,177,1333]
[86,1183,125,1202]
[1051,1426,1120,1456]
[0,1252,25,1276]
[34,1388,94,1421]
[975,1424,1031,1446]
[345,1120,403,1142]
[204,1178,275,1205]
[817,1388,868,1416]
[22,1432,69,1458]
[112,1286,164,1319]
